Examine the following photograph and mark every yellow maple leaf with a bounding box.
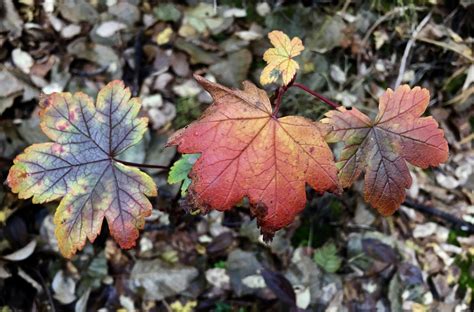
[260,30,304,86]
[170,300,197,312]
[156,27,173,45]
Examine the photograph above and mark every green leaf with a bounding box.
[313,242,342,273]
[168,154,200,196]
[154,3,181,22]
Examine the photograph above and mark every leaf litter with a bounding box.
[0,1,472,311]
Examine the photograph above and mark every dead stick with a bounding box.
[403,198,474,234]
[394,12,432,88]
[132,29,144,97]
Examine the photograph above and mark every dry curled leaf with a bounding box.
[260,30,304,86]
[322,85,448,215]
[168,75,340,238]
[8,81,157,258]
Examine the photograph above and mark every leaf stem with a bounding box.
[272,76,296,117]
[271,76,341,116]
[292,83,341,109]
[113,158,169,169]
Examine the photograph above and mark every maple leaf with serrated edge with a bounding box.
[7,81,157,258]
[260,30,304,86]
[321,85,448,215]
[167,75,341,238]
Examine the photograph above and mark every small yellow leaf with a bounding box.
[260,30,304,86]
[411,303,427,312]
[156,27,173,45]
[170,300,197,312]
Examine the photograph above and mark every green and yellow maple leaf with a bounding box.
[8,81,157,258]
[260,30,305,86]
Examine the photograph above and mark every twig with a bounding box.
[415,37,474,62]
[339,0,352,14]
[361,6,415,49]
[132,29,144,97]
[292,83,341,109]
[403,198,474,234]
[394,12,432,88]
[162,299,173,312]
[357,6,424,74]
[32,269,56,312]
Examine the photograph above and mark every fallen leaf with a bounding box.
[156,27,174,45]
[168,75,340,237]
[2,240,37,261]
[61,24,82,39]
[0,0,23,38]
[236,24,264,41]
[322,85,448,215]
[227,249,263,296]
[171,52,191,77]
[306,15,346,53]
[52,270,76,304]
[294,285,311,309]
[0,261,11,279]
[0,70,24,98]
[7,81,157,258]
[119,295,135,312]
[12,49,34,74]
[170,300,197,312]
[154,3,182,22]
[67,38,122,79]
[96,20,127,37]
[0,69,24,114]
[256,2,271,16]
[210,49,253,88]
[260,30,304,86]
[129,259,198,301]
[172,79,202,97]
[242,274,266,289]
[261,268,297,307]
[330,64,346,84]
[59,0,98,23]
[205,268,231,289]
[175,38,220,65]
[108,2,140,26]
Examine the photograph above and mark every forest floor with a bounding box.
[0,1,473,311]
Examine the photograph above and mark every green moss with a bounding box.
[173,96,202,129]
[456,254,474,299]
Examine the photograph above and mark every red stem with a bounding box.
[272,76,296,117]
[272,86,285,117]
[292,83,340,109]
[113,158,169,169]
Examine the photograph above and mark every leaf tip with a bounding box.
[6,162,25,195]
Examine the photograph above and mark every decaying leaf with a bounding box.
[260,30,304,86]
[7,81,157,258]
[168,75,340,237]
[322,85,449,215]
[129,259,198,301]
